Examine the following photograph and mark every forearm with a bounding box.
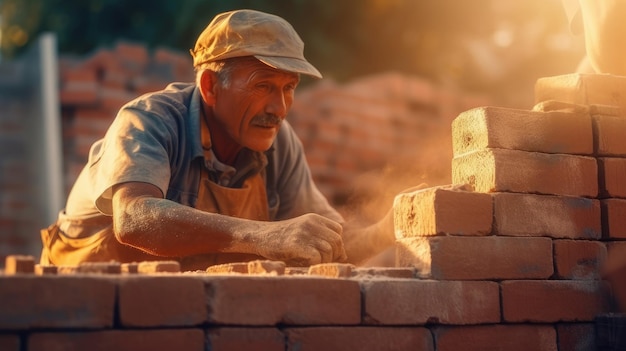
[114,196,262,257]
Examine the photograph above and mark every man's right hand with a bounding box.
[252,213,347,266]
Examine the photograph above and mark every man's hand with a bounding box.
[253,213,347,266]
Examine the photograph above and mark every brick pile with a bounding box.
[394,73,626,350]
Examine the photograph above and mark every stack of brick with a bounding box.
[394,73,626,350]
[58,41,195,192]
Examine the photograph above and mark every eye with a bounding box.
[255,82,271,92]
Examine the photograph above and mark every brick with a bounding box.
[556,323,596,351]
[598,157,626,198]
[77,261,121,274]
[206,262,249,274]
[353,267,415,279]
[121,262,138,273]
[535,73,626,108]
[28,329,204,351]
[203,275,361,325]
[308,263,354,278]
[433,325,556,351]
[602,199,626,239]
[554,240,607,280]
[593,114,626,156]
[493,192,601,239]
[285,327,433,351]
[0,334,20,351]
[137,260,180,273]
[4,255,35,274]
[117,275,206,327]
[396,236,553,280]
[393,185,492,238]
[35,264,57,275]
[248,260,286,275]
[0,276,115,329]
[452,106,592,156]
[453,148,598,197]
[206,328,284,351]
[362,280,499,325]
[57,265,78,274]
[285,267,308,275]
[532,99,589,114]
[501,280,611,322]
[605,242,626,311]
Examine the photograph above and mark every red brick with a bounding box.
[308,263,354,278]
[35,264,57,275]
[203,275,361,325]
[0,276,115,329]
[4,255,35,274]
[396,236,553,280]
[556,323,596,351]
[501,280,611,322]
[117,275,206,327]
[593,114,626,156]
[137,260,180,273]
[493,192,601,239]
[0,334,20,351]
[206,262,249,274]
[28,329,204,351]
[605,243,626,311]
[433,325,556,351]
[602,199,626,239]
[598,157,626,198]
[393,185,492,237]
[285,327,433,351]
[353,267,415,279]
[452,148,598,197]
[362,280,500,325]
[452,106,592,156]
[535,73,626,108]
[554,240,607,280]
[248,260,286,275]
[206,328,284,351]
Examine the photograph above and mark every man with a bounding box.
[562,0,626,75]
[40,9,395,270]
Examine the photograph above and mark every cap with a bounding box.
[190,9,322,78]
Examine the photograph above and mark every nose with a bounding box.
[265,90,288,118]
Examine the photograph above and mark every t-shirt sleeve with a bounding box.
[90,108,175,215]
[270,121,344,223]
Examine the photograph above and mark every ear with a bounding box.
[198,70,218,106]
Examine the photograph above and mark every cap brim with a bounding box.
[255,55,322,79]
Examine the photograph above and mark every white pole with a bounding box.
[39,33,64,224]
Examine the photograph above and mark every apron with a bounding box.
[40,114,270,271]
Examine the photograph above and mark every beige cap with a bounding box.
[190,9,322,78]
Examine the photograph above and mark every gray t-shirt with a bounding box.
[61,82,342,238]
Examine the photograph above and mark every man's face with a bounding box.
[212,59,300,152]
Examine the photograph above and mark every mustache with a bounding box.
[251,114,283,127]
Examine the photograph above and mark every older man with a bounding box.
[40,9,395,270]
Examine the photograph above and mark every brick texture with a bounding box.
[206,328,284,351]
[28,329,204,351]
[535,73,626,108]
[117,276,206,327]
[362,280,500,325]
[602,199,626,239]
[598,157,626,198]
[452,148,598,197]
[593,114,626,156]
[0,276,115,329]
[493,192,601,239]
[396,236,553,280]
[452,106,592,156]
[556,323,596,351]
[393,185,492,237]
[203,276,361,325]
[0,334,20,351]
[554,239,607,280]
[501,280,611,322]
[433,325,557,351]
[285,327,434,351]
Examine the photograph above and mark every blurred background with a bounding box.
[0,0,586,261]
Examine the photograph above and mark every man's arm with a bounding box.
[111,181,347,266]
